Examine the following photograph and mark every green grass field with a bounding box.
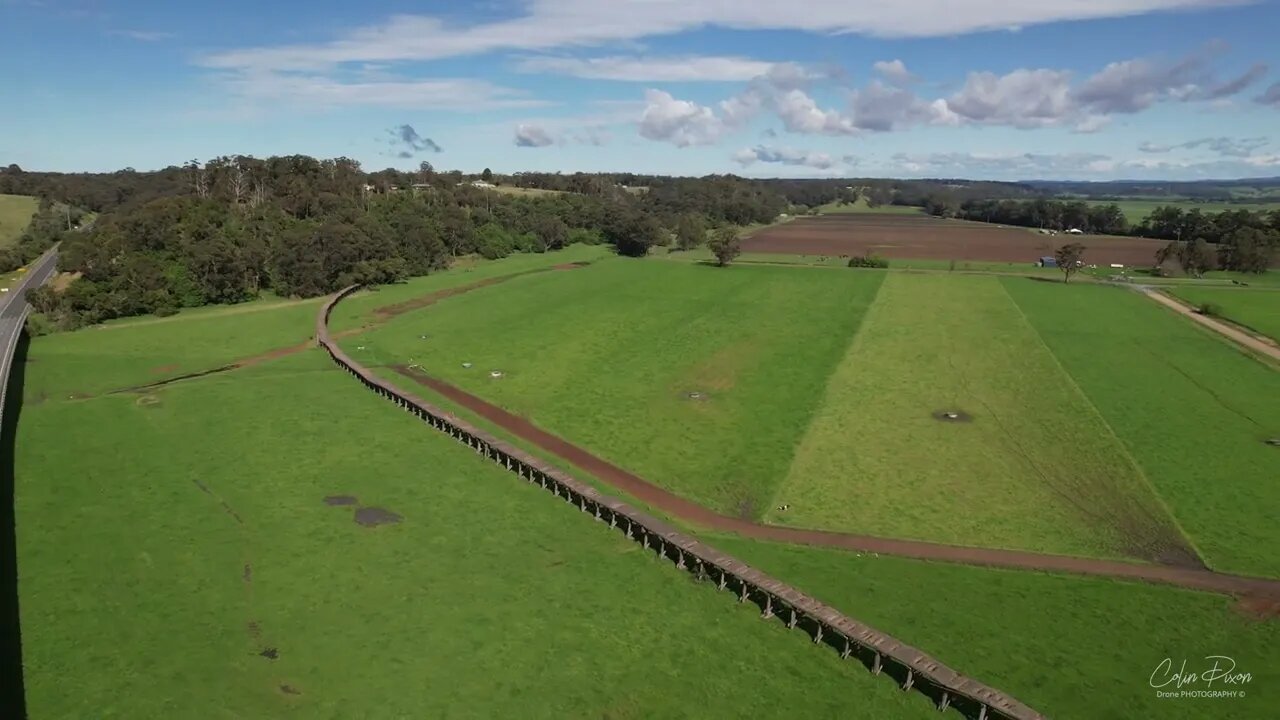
[0,194,38,247]
[815,198,923,215]
[773,273,1186,561]
[11,275,934,719]
[15,247,1280,718]
[1166,286,1280,343]
[348,259,883,519]
[1002,279,1280,576]
[711,536,1280,720]
[327,244,612,334]
[344,369,1280,720]
[23,299,323,399]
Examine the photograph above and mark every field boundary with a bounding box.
[318,285,1045,720]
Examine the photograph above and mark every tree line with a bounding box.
[5,156,795,329]
[921,195,1279,272]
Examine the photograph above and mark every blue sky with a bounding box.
[3,0,1280,180]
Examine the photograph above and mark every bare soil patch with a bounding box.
[744,215,1169,266]
[354,507,402,527]
[323,494,359,506]
[1234,595,1280,620]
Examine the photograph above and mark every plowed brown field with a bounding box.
[744,215,1168,265]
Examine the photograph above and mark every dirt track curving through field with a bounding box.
[387,363,1280,599]
[1141,288,1280,363]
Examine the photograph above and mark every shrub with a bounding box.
[23,312,55,337]
[567,227,604,246]
[847,253,889,269]
[1196,302,1221,317]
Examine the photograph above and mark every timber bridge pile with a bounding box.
[316,284,1045,720]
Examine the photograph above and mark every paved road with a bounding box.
[0,248,59,423]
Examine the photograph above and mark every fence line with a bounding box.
[317,285,1045,720]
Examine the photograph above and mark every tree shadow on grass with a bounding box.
[1,331,29,719]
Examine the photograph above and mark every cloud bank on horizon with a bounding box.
[3,0,1279,180]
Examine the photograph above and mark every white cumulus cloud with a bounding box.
[638,89,727,146]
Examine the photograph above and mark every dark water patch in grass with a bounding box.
[259,648,278,660]
[353,507,402,527]
[323,495,358,506]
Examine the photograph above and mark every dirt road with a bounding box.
[1141,288,1280,363]
[390,365,1280,599]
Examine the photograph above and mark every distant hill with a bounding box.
[1022,178,1280,202]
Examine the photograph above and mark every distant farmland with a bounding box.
[743,214,1168,266]
[1086,198,1280,225]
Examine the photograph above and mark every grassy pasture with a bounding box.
[352,358,1280,720]
[347,259,883,519]
[23,299,322,399]
[23,245,613,399]
[0,194,38,247]
[1001,278,1280,577]
[711,536,1280,720]
[326,243,612,334]
[816,198,923,215]
[1166,286,1280,343]
[773,272,1186,561]
[12,328,932,718]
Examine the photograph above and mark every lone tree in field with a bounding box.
[707,227,742,267]
[1054,242,1086,283]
